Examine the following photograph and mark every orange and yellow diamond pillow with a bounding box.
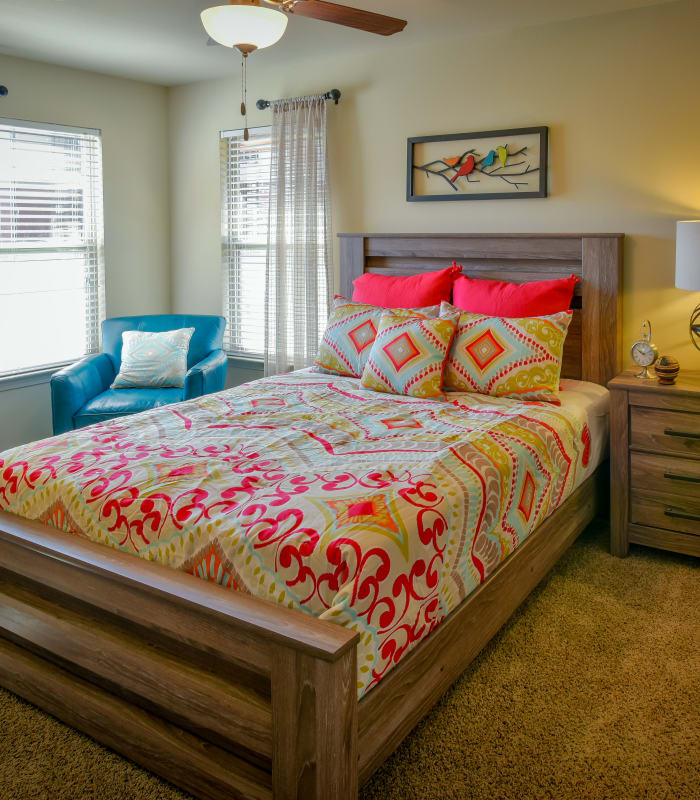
[360,313,457,399]
[440,301,572,403]
[315,296,438,378]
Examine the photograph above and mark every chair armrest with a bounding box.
[184,349,228,400]
[50,354,115,435]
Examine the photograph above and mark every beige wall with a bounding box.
[0,54,170,450]
[2,1,699,450]
[169,0,700,367]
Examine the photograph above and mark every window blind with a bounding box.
[220,126,271,359]
[0,117,105,377]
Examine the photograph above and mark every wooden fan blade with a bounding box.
[289,1,406,36]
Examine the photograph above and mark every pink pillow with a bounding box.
[352,263,461,308]
[452,273,579,316]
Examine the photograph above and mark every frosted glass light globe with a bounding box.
[201,4,288,51]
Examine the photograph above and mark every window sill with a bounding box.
[227,355,264,370]
[0,362,74,393]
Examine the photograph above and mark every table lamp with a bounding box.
[676,220,700,351]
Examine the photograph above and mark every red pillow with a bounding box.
[352,263,460,308]
[452,273,579,316]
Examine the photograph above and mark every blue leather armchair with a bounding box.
[51,314,227,434]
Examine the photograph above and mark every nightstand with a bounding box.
[608,370,700,557]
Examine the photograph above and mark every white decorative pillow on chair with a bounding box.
[111,328,195,389]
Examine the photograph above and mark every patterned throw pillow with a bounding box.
[314,297,437,378]
[111,328,195,389]
[332,294,442,317]
[440,302,572,403]
[360,313,457,399]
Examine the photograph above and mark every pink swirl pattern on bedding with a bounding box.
[0,371,587,697]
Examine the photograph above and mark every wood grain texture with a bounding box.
[562,311,583,380]
[581,236,623,385]
[609,370,700,402]
[0,636,273,800]
[338,233,364,299]
[630,407,700,459]
[0,511,357,665]
[609,387,630,557]
[0,578,273,760]
[338,233,624,239]
[338,233,623,386]
[627,524,700,557]
[608,372,700,559]
[0,511,360,799]
[365,235,584,261]
[289,1,406,36]
[365,257,585,286]
[356,471,601,784]
[630,451,700,498]
[272,647,357,800]
[629,392,700,414]
[629,491,700,536]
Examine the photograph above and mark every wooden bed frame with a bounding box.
[0,233,623,800]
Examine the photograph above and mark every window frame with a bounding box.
[220,124,272,362]
[0,116,106,381]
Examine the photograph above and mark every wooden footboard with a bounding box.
[0,470,601,800]
[356,469,602,784]
[0,512,358,800]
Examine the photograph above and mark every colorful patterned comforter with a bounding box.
[0,371,591,697]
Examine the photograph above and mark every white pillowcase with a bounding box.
[111,328,195,389]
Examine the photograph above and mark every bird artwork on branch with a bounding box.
[408,127,548,201]
[413,143,540,192]
[450,154,476,183]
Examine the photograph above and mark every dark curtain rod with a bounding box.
[256,89,340,110]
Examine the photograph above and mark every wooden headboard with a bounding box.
[338,233,624,387]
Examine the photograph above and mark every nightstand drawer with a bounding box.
[630,452,700,499]
[630,491,700,536]
[630,407,700,458]
[609,370,700,558]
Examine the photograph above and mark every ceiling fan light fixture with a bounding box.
[201,0,288,53]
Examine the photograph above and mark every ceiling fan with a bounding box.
[202,1,405,141]
[202,0,407,55]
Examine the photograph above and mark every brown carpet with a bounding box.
[0,522,698,800]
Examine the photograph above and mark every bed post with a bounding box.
[338,235,365,299]
[0,513,361,800]
[271,646,358,800]
[581,235,623,385]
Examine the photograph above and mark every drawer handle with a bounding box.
[664,428,700,440]
[664,508,700,522]
[664,471,700,484]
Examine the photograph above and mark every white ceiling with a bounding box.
[0,0,677,86]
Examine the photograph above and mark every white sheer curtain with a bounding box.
[264,95,332,376]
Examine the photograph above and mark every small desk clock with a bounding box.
[630,319,658,379]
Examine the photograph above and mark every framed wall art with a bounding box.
[407,126,548,202]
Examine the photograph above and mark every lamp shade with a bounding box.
[675,220,700,291]
[201,3,288,51]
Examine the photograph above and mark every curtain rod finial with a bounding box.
[0,86,8,97]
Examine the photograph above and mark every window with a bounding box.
[0,118,105,376]
[220,126,271,359]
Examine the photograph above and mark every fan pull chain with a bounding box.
[241,53,249,141]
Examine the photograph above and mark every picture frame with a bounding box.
[407,126,548,202]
